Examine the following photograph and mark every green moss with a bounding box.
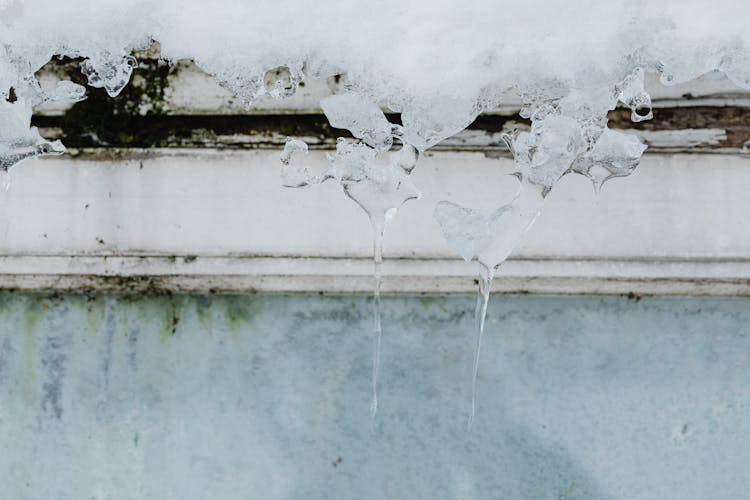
[118,131,135,144]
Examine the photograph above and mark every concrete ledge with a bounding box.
[0,255,747,295]
[1,150,749,294]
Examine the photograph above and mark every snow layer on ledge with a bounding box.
[2,1,749,139]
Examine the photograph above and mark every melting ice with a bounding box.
[435,74,651,426]
[281,93,421,418]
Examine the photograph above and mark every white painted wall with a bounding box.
[1,150,749,293]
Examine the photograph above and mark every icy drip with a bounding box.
[437,174,547,427]
[468,262,493,429]
[281,92,422,418]
[437,77,651,424]
[370,220,384,418]
[338,157,420,419]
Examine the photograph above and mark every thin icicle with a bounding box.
[370,220,385,420]
[468,263,493,430]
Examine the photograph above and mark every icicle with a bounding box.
[437,105,610,426]
[282,93,422,419]
[468,262,493,430]
[436,179,546,428]
[370,219,385,419]
[335,143,420,419]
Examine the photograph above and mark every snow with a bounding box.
[1,1,748,170]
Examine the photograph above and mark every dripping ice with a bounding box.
[280,89,483,419]
[435,70,651,427]
[281,72,651,424]
[281,92,423,419]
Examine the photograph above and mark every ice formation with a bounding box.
[434,76,650,426]
[2,0,750,421]
[281,93,422,418]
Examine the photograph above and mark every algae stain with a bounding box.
[222,295,262,335]
[20,297,43,411]
[170,313,180,335]
[154,295,183,341]
[419,296,448,314]
[83,295,106,338]
[22,296,44,334]
[194,295,214,336]
[0,291,16,317]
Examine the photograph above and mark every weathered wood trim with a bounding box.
[29,56,750,153]
[30,107,750,153]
